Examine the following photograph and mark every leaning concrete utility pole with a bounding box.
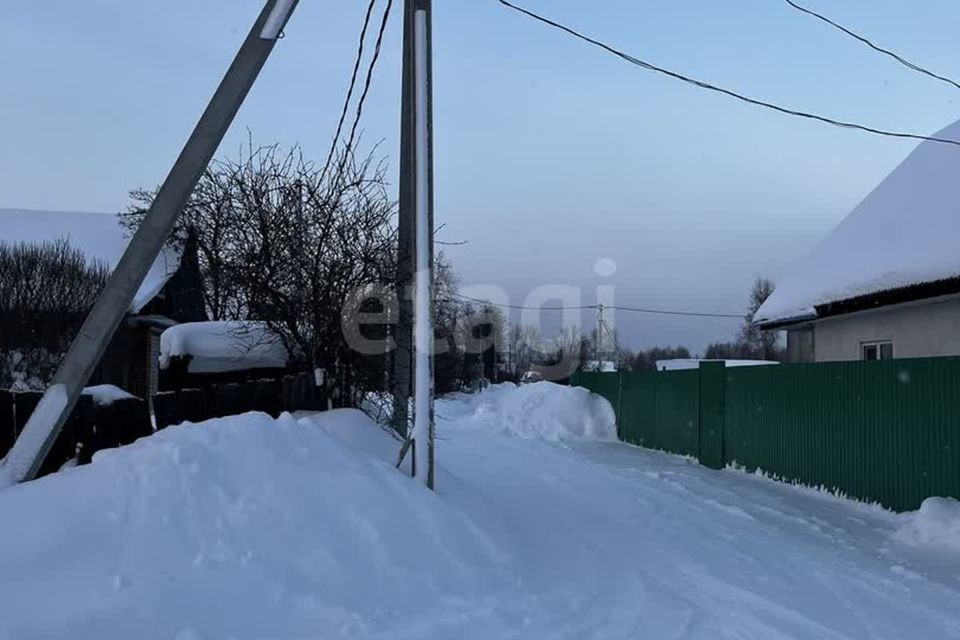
[0,0,299,486]
[399,0,436,489]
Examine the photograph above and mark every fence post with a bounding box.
[0,390,14,459]
[698,361,726,470]
[616,369,624,441]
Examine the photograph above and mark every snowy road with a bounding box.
[1,383,958,639]
[441,434,960,639]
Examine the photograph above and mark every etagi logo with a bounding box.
[341,259,618,381]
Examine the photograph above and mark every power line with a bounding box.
[319,0,379,185]
[447,292,743,318]
[609,304,742,319]
[493,0,960,148]
[341,0,394,164]
[447,292,594,311]
[783,0,960,92]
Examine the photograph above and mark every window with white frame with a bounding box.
[861,340,893,361]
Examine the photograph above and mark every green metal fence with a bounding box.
[572,357,960,512]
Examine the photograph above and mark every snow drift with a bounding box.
[895,496,960,554]
[0,410,502,639]
[447,382,617,442]
[2,384,959,638]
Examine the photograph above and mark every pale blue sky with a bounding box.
[3,0,960,352]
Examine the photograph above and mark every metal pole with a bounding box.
[596,303,604,369]
[0,0,299,486]
[410,0,435,489]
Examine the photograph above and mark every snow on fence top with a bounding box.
[655,359,778,371]
[755,117,960,326]
[449,382,618,442]
[82,384,137,406]
[160,321,289,374]
[0,209,181,313]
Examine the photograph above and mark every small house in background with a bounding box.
[159,321,291,390]
[0,208,206,396]
[755,118,960,363]
[655,359,778,372]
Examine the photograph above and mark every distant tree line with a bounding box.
[491,276,784,376]
[0,239,109,389]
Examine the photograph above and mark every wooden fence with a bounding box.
[1,372,326,479]
[0,390,152,478]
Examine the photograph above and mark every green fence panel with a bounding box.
[725,358,960,511]
[619,373,657,447]
[698,362,725,469]
[652,370,700,457]
[578,358,960,511]
[573,370,699,457]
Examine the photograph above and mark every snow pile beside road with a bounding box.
[0,410,502,639]
[452,382,617,442]
[4,383,960,638]
[896,497,960,553]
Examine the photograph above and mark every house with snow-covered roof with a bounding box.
[754,119,960,363]
[0,208,206,396]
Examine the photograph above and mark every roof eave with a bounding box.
[754,312,817,331]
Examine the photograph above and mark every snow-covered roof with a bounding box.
[755,118,960,326]
[0,209,181,313]
[160,321,290,374]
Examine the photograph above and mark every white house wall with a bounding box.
[813,295,960,361]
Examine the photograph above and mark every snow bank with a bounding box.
[0,209,180,313]
[895,497,960,554]
[159,321,289,373]
[82,384,136,405]
[0,410,502,639]
[449,382,617,442]
[2,386,960,637]
[756,117,960,325]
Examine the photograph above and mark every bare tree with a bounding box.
[455,303,505,387]
[704,276,783,362]
[631,346,691,371]
[126,165,243,321]
[125,141,398,406]
[740,276,782,361]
